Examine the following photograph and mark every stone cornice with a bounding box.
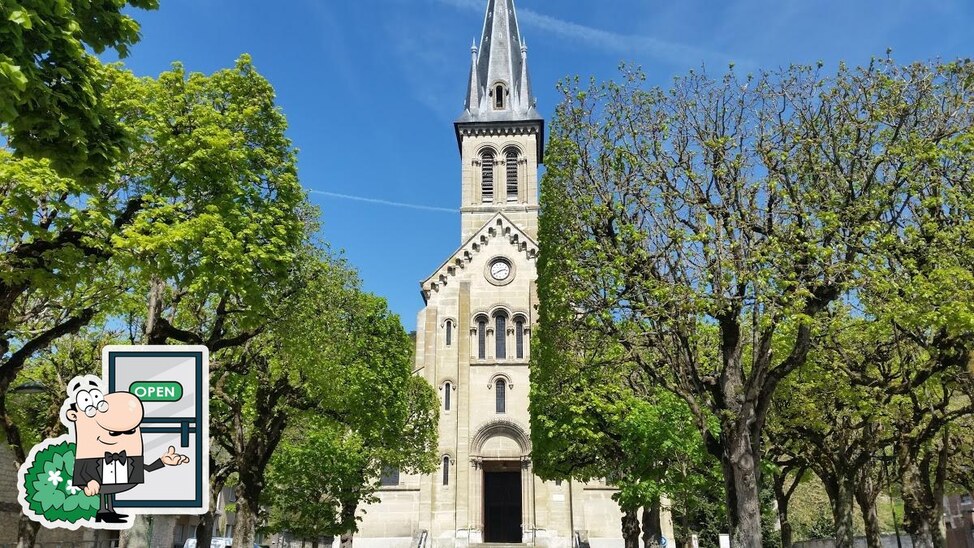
[420,212,539,303]
[456,121,542,139]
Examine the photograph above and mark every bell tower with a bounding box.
[354,1,663,546]
[455,0,545,242]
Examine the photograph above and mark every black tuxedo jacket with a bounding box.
[73,454,165,487]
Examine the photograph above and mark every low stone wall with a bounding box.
[794,535,914,548]
[0,443,99,546]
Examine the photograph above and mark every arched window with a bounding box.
[442,456,451,486]
[495,379,506,414]
[494,83,506,109]
[515,318,525,359]
[481,151,494,203]
[445,320,453,347]
[495,312,508,359]
[477,316,487,359]
[380,467,400,487]
[444,382,452,411]
[505,149,519,202]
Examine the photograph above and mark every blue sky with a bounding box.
[115,0,973,331]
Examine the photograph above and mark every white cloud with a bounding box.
[309,190,458,214]
[436,0,742,68]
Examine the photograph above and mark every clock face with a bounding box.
[490,260,511,281]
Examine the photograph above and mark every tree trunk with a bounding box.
[195,509,216,548]
[642,499,663,548]
[621,508,640,548]
[773,474,794,548]
[723,428,764,547]
[823,477,856,548]
[232,490,259,548]
[151,515,176,547]
[909,506,946,548]
[14,515,39,548]
[144,276,166,343]
[900,444,947,548]
[339,501,358,548]
[855,476,883,548]
[909,519,935,548]
[119,514,151,548]
[1,387,38,548]
[196,476,226,548]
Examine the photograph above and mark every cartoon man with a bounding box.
[64,375,190,524]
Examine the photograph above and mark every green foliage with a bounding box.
[213,253,438,544]
[21,440,99,523]
[7,331,116,449]
[112,56,307,326]
[263,422,375,540]
[0,0,158,178]
[787,478,840,541]
[805,509,838,541]
[1,56,307,399]
[260,265,439,534]
[535,57,974,543]
[1,54,315,548]
[531,295,720,533]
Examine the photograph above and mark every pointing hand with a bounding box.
[161,445,190,466]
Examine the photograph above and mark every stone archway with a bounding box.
[470,419,532,543]
[470,418,531,457]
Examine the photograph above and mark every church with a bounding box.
[356,1,673,547]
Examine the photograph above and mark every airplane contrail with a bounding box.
[309,190,458,214]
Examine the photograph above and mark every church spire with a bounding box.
[464,40,480,114]
[457,0,540,123]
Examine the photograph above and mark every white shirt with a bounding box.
[101,456,129,485]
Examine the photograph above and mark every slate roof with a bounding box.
[457,0,543,124]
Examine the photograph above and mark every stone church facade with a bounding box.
[356,1,673,547]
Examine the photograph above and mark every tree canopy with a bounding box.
[0,0,158,178]
[535,58,974,546]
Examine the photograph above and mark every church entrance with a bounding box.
[483,461,522,543]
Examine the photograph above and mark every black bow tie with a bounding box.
[104,450,127,464]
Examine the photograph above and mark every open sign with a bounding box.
[130,381,183,402]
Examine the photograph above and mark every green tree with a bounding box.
[767,315,893,548]
[946,416,974,494]
[80,56,307,548]
[264,375,437,548]
[214,256,436,548]
[264,423,369,547]
[0,0,158,178]
[7,331,118,448]
[3,331,118,547]
[845,70,974,546]
[535,58,974,545]
[530,316,719,546]
[0,53,307,547]
[0,143,134,463]
[1,52,305,440]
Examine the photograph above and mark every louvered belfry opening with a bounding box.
[506,149,518,201]
[481,151,495,203]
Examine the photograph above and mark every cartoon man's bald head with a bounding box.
[63,376,146,460]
